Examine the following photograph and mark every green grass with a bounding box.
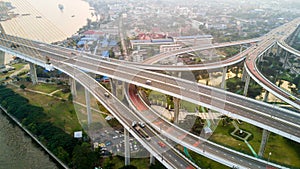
[209,121,300,168]
[8,84,82,134]
[148,90,167,102]
[189,150,229,169]
[28,83,61,93]
[102,156,150,169]
[180,100,198,112]
[12,63,26,70]
[52,90,70,100]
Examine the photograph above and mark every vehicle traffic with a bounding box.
[132,121,151,141]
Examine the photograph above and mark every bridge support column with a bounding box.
[85,88,92,126]
[258,90,270,158]
[110,79,117,96]
[241,66,247,82]
[124,128,130,165]
[243,74,250,96]
[258,129,270,158]
[276,45,282,57]
[0,51,5,68]
[283,51,290,69]
[70,78,77,98]
[263,91,269,102]
[173,97,180,124]
[221,66,227,89]
[29,62,38,85]
[150,154,155,165]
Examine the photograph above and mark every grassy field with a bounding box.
[102,156,151,169]
[8,84,82,134]
[52,90,70,100]
[27,82,62,93]
[0,63,27,79]
[189,150,229,169]
[12,63,26,70]
[209,121,300,168]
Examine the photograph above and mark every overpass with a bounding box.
[0,37,289,168]
[0,18,299,168]
[0,29,299,144]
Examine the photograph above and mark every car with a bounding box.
[105,141,112,146]
[138,122,145,128]
[158,141,166,148]
[146,79,152,85]
[104,92,109,98]
[132,121,137,127]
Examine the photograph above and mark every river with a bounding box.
[0,0,93,168]
[2,0,96,63]
[0,110,59,169]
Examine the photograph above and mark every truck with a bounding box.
[132,121,151,141]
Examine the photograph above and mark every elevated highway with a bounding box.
[2,47,197,168]
[0,32,300,145]
[125,84,288,169]
[244,18,300,109]
[0,36,288,168]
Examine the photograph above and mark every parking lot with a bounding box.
[92,127,143,156]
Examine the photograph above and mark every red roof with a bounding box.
[83,30,104,35]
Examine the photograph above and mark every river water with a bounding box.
[2,0,96,63]
[0,110,58,169]
[0,0,94,168]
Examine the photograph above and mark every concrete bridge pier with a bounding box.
[0,51,5,68]
[263,91,269,102]
[110,79,124,99]
[124,128,130,165]
[258,129,270,158]
[110,79,117,96]
[221,66,227,89]
[283,51,290,68]
[241,66,247,82]
[85,88,92,126]
[276,45,282,57]
[258,91,270,158]
[243,73,250,96]
[69,78,77,98]
[173,97,180,124]
[150,154,155,165]
[29,62,38,85]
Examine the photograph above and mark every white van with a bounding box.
[146,80,152,85]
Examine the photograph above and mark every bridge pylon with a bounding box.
[29,63,38,85]
[85,88,92,126]
[221,66,228,89]
[0,51,5,68]
[124,128,130,165]
[69,78,77,98]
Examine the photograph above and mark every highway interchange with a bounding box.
[0,18,299,168]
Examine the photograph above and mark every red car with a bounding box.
[158,141,166,148]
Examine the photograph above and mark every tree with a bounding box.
[119,165,138,169]
[72,142,98,169]
[20,84,26,90]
